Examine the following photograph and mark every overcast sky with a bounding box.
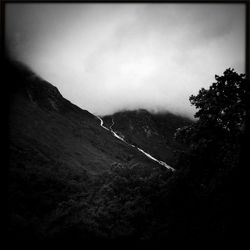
[5,3,246,118]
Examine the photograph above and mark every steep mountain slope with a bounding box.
[6,59,170,239]
[8,60,162,174]
[103,109,193,167]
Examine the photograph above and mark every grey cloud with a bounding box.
[5,3,245,118]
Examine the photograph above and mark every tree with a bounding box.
[175,68,249,176]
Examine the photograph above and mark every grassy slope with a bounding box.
[8,60,159,174]
[7,59,163,238]
[103,109,193,166]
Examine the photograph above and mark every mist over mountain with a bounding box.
[5,2,245,242]
[8,58,172,173]
[5,52,244,242]
[6,58,180,240]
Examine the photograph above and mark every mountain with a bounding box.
[6,59,174,239]
[103,109,193,167]
[7,60,164,174]
[5,58,238,241]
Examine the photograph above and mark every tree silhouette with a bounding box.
[175,68,249,178]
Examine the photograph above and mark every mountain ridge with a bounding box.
[7,59,178,176]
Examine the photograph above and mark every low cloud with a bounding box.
[5,3,245,118]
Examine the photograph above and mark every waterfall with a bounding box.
[96,116,175,171]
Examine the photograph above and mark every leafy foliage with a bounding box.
[175,68,248,176]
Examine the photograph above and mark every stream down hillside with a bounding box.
[96,116,175,171]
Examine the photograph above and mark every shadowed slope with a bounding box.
[6,59,168,239]
[103,109,193,167]
[7,59,162,174]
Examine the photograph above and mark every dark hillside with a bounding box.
[103,109,193,167]
[6,59,167,239]
[7,59,160,173]
[5,59,241,241]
